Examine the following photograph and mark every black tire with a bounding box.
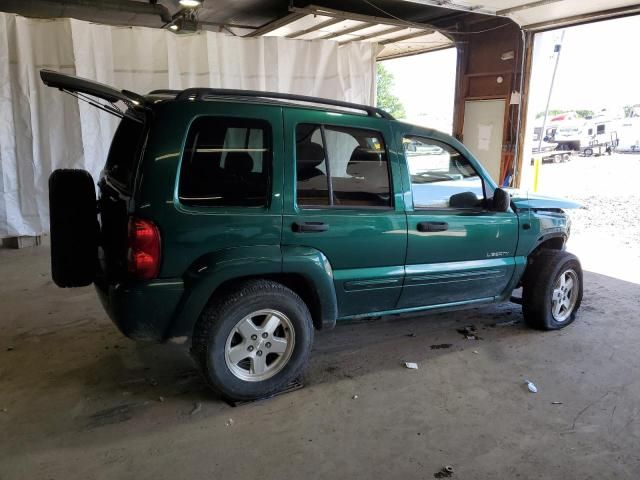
[522,250,583,330]
[584,148,593,157]
[48,169,99,287]
[192,280,314,401]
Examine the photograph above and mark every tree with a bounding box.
[535,109,564,119]
[535,109,593,119]
[376,63,406,119]
[575,109,594,119]
[624,104,640,117]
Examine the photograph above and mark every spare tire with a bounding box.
[49,169,99,287]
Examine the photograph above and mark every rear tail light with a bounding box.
[127,217,161,279]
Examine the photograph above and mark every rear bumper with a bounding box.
[95,277,184,342]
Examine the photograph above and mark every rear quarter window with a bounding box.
[178,117,272,207]
[104,115,146,189]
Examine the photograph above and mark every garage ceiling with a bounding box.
[0,0,475,59]
[245,5,453,60]
[2,0,640,60]
[439,0,640,29]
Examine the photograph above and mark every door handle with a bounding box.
[292,222,329,233]
[417,221,448,232]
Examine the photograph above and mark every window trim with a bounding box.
[176,115,273,209]
[294,122,394,211]
[319,124,335,206]
[403,135,491,212]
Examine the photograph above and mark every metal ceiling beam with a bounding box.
[286,17,344,39]
[199,21,261,30]
[523,3,640,30]
[318,22,375,40]
[347,25,407,43]
[290,5,434,31]
[0,0,172,24]
[245,11,306,37]
[395,0,496,16]
[378,42,454,60]
[379,29,435,45]
[497,0,565,16]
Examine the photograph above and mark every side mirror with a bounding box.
[492,188,511,212]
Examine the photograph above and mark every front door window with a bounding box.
[403,136,489,210]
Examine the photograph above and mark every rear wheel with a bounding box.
[583,147,594,157]
[48,169,98,287]
[522,250,583,330]
[192,280,314,401]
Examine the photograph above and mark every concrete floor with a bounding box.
[2,156,640,479]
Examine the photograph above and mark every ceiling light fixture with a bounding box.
[169,24,179,31]
[179,0,202,7]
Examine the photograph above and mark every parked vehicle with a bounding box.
[552,113,619,156]
[617,117,640,153]
[42,70,584,401]
[530,114,573,164]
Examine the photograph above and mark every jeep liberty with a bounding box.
[41,70,583,401]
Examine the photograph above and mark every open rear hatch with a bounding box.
[41,69,152,283]
[40,69,148,121]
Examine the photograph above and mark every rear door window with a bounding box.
[179,117,271,207]
[295,124,391,208]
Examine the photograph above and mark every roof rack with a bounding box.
[167,88,394,120]
[147,89,181,96]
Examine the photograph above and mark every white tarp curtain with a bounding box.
[0,14,378,238]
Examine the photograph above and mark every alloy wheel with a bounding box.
[551,269,579,322]
[224,309,295,382]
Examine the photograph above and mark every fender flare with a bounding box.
[164,245,338,339]
[529,232,567,255]
[281,245,338,330]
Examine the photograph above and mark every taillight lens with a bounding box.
[127,217,161,279]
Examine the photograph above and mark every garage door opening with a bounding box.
[377,48,457,134]
[521,15,640,283]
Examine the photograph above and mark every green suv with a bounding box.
[42,70,583,401]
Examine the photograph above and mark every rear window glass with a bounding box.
[104,116,146,188]
[178,117,271,207]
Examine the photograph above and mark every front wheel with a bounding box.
[522,250,583,330]
[192,280,314,401]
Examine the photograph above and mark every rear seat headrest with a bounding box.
[225,152,254,174]
[349,147,382,162]
[297,142,325,168]
[347,147,384,176]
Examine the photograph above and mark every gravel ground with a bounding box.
[567,193,640,247]
[527,152,640,281]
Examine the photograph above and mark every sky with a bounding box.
[380,14,640,133]
[530,15,640,114]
